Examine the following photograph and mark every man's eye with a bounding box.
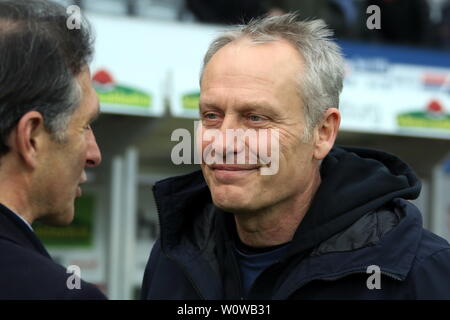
[84,124,92,130]
[249,115,264,122]
[204,113,218,120]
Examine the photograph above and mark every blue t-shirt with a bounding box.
[233,241,290,297]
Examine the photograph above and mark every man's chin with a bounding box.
[211,190,253,213]
[38,208,75,226]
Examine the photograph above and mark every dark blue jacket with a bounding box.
[142,146,450,299]
[0,204,107,299]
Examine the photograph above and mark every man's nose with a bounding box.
[219,115,245,155]
[86,131,102,167]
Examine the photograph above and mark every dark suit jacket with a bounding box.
[0,203,107,299]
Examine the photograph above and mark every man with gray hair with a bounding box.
[142,14,450,299]
[0,0,105,299]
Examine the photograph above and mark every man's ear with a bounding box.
[11,111,47,169]
[313,108,340,160]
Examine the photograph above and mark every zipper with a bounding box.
[380,271,403,281]
[154,190,207,300]
[320,270,403,282]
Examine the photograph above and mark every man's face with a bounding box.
[34,68,101,225]
[199,38,319,214]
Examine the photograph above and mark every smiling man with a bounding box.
[0,0,105,299]
[142,14,450,299]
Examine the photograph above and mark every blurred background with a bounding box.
[33,0,450,299]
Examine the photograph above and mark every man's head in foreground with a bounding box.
[143,13,450,302]
[0,0,101,226]
[199,14,345,225]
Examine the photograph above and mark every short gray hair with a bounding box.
[200,13,345,140]
[46,80,82,143]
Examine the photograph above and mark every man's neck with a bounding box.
[233,169,321,248]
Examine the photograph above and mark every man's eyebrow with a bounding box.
[199,101,216,109]
[199,102,222,114]
[199,101,281,118]
[236,102,282,119]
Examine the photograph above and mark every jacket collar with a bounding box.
[0,203,51,259]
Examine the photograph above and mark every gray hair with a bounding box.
[200,13,345,141]
[46,80,82,143]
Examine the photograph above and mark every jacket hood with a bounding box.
[287,145,421,255]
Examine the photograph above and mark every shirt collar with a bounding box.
[4,205,34,231]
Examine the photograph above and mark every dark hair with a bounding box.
[0,0,94,156]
